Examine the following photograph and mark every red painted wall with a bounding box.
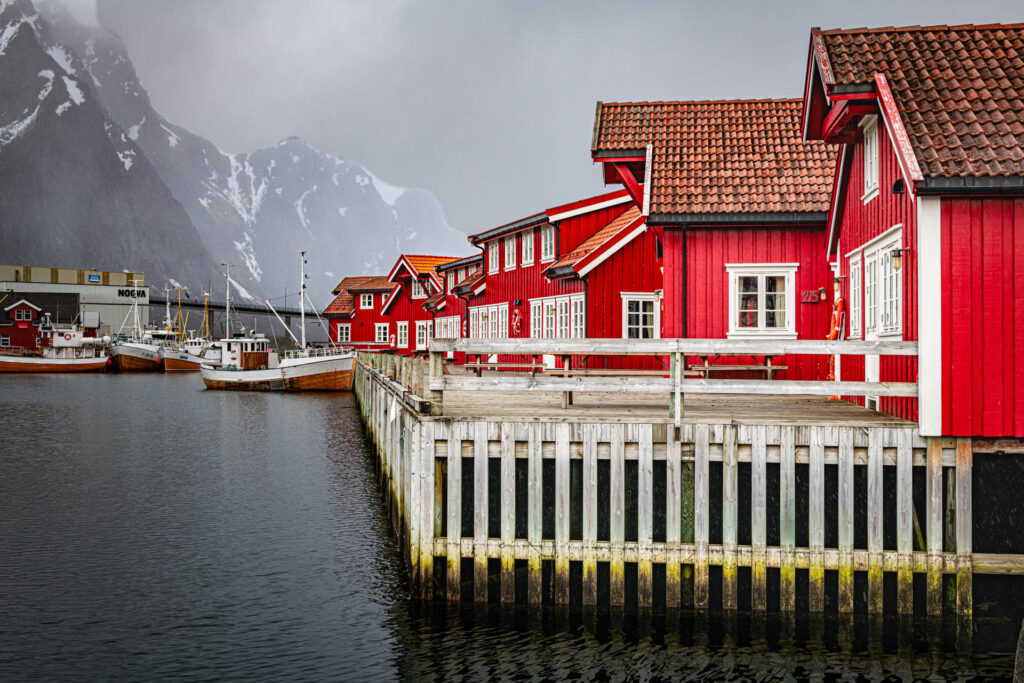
[385,277,440,356]
[834,120,919,421]
[941,197,1024,437]
[669,224,832,379]
[2,304,38,349]
[327,290,392,349]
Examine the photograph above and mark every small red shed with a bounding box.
[1,299,42,350]
[591,99,837,379]
[801,23,1024,437]
[322,276,396,350]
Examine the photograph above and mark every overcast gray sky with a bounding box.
[71,0,1021,234]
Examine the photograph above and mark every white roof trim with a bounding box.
[546,193,632,223]
[4,299,41,311]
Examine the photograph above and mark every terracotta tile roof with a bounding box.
[331,276,373,296]
[323,290,356,316]
[403,255,462,276]
[549,206,643,271]
[348,276,393,293]
[453,270,485,294]
[592,99,836,216]
[818,24,1024,178]
[423,291,445,309]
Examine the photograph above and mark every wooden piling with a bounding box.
[554,423,571,605]
[956,438,972,617]
[926,438,943,615]
[722,424,738,610]
[473,421,488,603]
[694,423,710,608]
[500,423,516,603]
[582,424,598,605]
[527,423,543,605]
[637,423,654,607]
[780,425,796,612]
[665,424,682,609]
[897,428,914,614]
[808,426,825,612]
[867,428,883,614]
[610,423,625,606]
[838,427,854,613]
[446,422,462,602]
[751,425,767,611]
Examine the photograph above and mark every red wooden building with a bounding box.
[1,299,42,350]
[427,254,483,360]
[323,276,396,350]
[382,254,461,355]
[591,99,837,379]
[801,23,1024,436]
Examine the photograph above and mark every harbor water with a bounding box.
[0,374,1017,680]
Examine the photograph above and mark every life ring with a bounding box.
[63,332,72,340]
[390,334,396,347]
[511,308,522,335]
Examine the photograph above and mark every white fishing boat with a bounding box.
[160,291,215,372]
[110,282,166,372]
[0,316,110,373]
[200,252,354,391]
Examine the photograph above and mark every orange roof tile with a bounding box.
[549,206,643,271]
[818,23,1024,179]
[403,255,462,276]
[593,99,836,216]
[349,276,393,292]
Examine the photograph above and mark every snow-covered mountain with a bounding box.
[1,0,468,305]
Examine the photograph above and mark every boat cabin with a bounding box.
[209,334,278,370]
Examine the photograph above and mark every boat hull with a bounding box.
[111,343,162,372]
[0,355,109,373]
[200,365,285,391]
[279,354,354,391]
[160,348,203,372]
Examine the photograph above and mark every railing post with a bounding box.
[429,350,444,416]
[670,352,683,429]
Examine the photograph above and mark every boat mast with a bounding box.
[163,286,172,329]
[299,250,307,350]
[131,278,142,340]
[221,262,232,337]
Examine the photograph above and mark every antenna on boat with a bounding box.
[299,250,308,350]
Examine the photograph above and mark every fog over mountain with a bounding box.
[0,0,467,305]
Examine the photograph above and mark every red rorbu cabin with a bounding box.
[801,23,1024,437]
[591,99,837,379]
[323,276,396,351]
[2,299,42,350]
[383,255,461,356]
[428,254,483,361]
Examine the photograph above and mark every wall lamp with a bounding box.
[890,248,911,271]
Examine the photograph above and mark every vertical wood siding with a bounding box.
[941,197,1024,436]
[683,225,831,380]
[836,120,919,421]
[328,290,393,348]
[387,279,440,356]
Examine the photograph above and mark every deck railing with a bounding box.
[425,338,918,421]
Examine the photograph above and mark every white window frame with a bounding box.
[725,263,798,339]
[0,335,9,347]
[488,241,499,273]
[504,235,516,271]
[447,272,455,292]
[848,254,862,339]
[540,225,555,262]
[359,293,373,309]
[854,226,903,339]
[620,292,660,340]
[410,279,426,299]
[415,321,428,350]
[375,323,389,344]
[557,299,570,339]
[572,297,585,339]
[543,301,556,338]
[530,301,542,338]
[528,294,585,339]
[336,323,351,343]
[498,305,508,338]
[397,321,408,347]
[487,306,498,338]
[861,115,879,203]
[522,228,535,266]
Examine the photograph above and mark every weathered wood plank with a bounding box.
[956,438,973,617]
[897,428,914,614]
[722,424,738,610]
[582,423,598,605]
[867,428,884,614]
[610,423,625,606]
[808,426,825,612]
[430,337,919,356]
[638,423,654,607]
[474,421,488,603]
[927,438,944,615]
[555,422,571,605]
[500,422,516,604]
[751,425,767,611]
[780,425,796,612]
[838,427,855,613]
[447,425,463,603]
[527,422,542,605]
[420,421,435,600]
[431,375,918,398]
[665,424,681,608]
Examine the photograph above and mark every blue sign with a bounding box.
[88,274,101,282]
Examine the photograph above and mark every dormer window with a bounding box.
[861,115,879,202]
[359,293,373,309]
[411,279,425,299]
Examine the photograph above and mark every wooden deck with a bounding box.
[438,378,915,426]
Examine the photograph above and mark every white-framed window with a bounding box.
[522,228,535,266]
[572,297,585,339]
[540,225,555,262]
[498,306,508,337]
[848,254,862,339]
[447,272,455,292]
[504,235,516,270]
[488,241,499,273]
[543,301,556,338]
[410,279,426,299]
[435,315,460,339]
[375,323,389,344]
[725,264,798,339]
[336,323,351,343]
[470,309,479,338]
[557,299,570,339]
[397,321,408,347]
[487,306,498,338]
[359,293,373,309]
[0,335,9,347]
[862,115,879,202]
[530,301,542,338]
[858,227,903,338]
[621,293,659,339]
[415,321,428,350]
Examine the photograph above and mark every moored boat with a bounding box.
[0,321,110,373]
[279,347,355,391]
[199,334,284,390]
